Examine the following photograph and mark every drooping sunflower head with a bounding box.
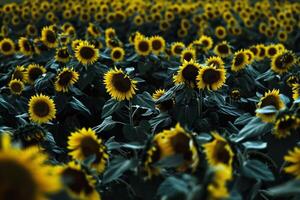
[198,35,214,52]
[55,47,70,63]
[75,41,99,65]
[197,65,226,91]
[28,94,56,124]
[171,42,185,56]
[273,115,300,139]
[110,47,125,62]
[256,89,285,123]
[173,59,201,88]
[67,128,109,173]
[203,132,234,168]
[105,27,116,39]
[87,23,101,38]
[55,67,79,93]
[134,36,152,56]
[180,48,196,63]
[292,84,300,101]
[104,68,137,101]
[59,162,101,200]
[0,38,15,56]
[12,65,26,82]
[214,41,232,57]
[8,79,24,95]
[41,26,57,48]
[25,64,46,84]
[231,50,248,72]
[271,50,297,74]
[150,36,166,55]
[286,75,299,88]
[152,89,174,111]
[144,123,199,178]
[0,146,61,200]
[284,147,300,178]
[18,37,34,56]
[205,56,225,69]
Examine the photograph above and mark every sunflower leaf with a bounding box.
[242,160,274,181]
[255,105,277,114]
[69,97,91,115]
[132,92,155,110]
[156,84,184,103]
[93,116,116,133]
[261,179,300,197]
[101,98,125,118]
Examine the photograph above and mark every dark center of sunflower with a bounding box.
[234,53,245,66]
[214,141,231,164]
[33,100,50,117]
[2,42,12,52]
[202,68,221,84]
[160,100,174,111]
[174,45,183,54]
[217,44,229,54]
[183,52,193,62]
[259,47,265,57]
[13,71,24,80]
[112,73,132,92]
[58,71,73,86]
[79,46,95,59]
[29,27,35,34]
[261,95,280,109]
[283,53,294,65]
[23,41,31,52]
[112,50,122,59]
[58,49,69,58]
[182,64,199,82]
[250,47,258,55]
[208,60,221,68]
[202,40,209,47]
[170,132,193,160]
[277,117,296,130]
[217,29,224,36]
[28,67,43,81]
[268,48,277,56]
[10,82,22,92]
[138,41,149,52]
[62,168,94,195]
[46,30,56,43]
[274,55,286,69]
[80,136,101,162]
[152,40,162,51]
[0,159,37,200]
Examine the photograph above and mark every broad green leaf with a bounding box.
[101,98,125,118]
[132,92,155,110]
[93,116,116,133]
[69,97,91,115]
[242,160,274,181]
[261,179,300,197]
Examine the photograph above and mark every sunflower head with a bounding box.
[198,35,214,52]
[215,26,227,39]
[105,27,116,39]
[134,36,152,56]
[292,84,300,101]
[243,49,255,64]
[205,56,225,69]
[0,38,15,56]
[203,132,234,168]
[18,37,34,56]
[28,94,56,124]
[67,128,109,173]
[266,44,279,58]
[104,68,137,101]
[55,68,79,93]
[14,123,47,148]
[231,50,248,72]
[26,64,46,84]
[197,65,226,91]
[256,44,267,60]
[271,50,297,74]
[55,47,70,63]
[110,47,125,62]
[152,89,174,111]
[230,88,241,101]
[180,48,196,63]
[150,36,165,55]
[75,41,99,65]
[173,59,201,88]
[8,79,24,95]
[33,38,48,55]
[12,65,26,82]
[214,41,231,57]
[171,42,185,56]
[87,23,101,38]
[284,147,300,178]
[273,115,300,139]
[256,89,285,123]
[144,123,199,178]
[41,26,57,48]
[286,75,299,88]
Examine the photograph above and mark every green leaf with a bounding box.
[242,141,267,150]
[93,116,116,133]
[132,92,155,110]
[218,104,243,116]
[242,160,274,181]
[153,154,184,168]
[157,176,189,198]
[255,105,277,114]
[101,98,125,118]
[234,113,254,126]
[261,179,300,197]
[156,84,184,103]
[149,113,172,132]
[69,97,91,115]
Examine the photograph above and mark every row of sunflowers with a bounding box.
[0,0,300,199]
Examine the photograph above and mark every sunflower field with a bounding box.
[0,0,300,199]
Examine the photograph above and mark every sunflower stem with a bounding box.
[129,101,133,126]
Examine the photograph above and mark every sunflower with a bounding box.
[256,89,285,123]
[277,30,288,42]
[12,65,27,82]
[271,50,297,74]
[0,133,11,150]
[266,44,279,58]
[171,42,185,56]
[0,145,61,200]
[41,26,57,48]
[55,47,70,63]
[134,36,151,56]
[105,28,116,40]
[231,50,248,72]
[197,66,226,91]
[14,123,47,148]
[173,59,201,88]
[215,26,227,39]
[286,76,299,88]
[28,94,56,124]
[207,164,232,200]
[214,41,231,57]
[198,35,214,52]
[55,68,79,93]
[18,37,34,56]
[180,48,196,63]
[104,68,137,101]
[230,88,241,101]
[110,47,125,62]
[8,79,24,95]
[273,115,300,139]
[67,128,109,173]
[203,132,234,168]
[0,38,15,56]
[150,36,165,55]
[292,84,300,101]
[243,49,255,64]
[87,23,101,38]
[284,147,300,178]
[59,162,101,200]
[256,44,267,60]
[144,123,199,178]
[71,39,84,51]
[206,56,224,69]
[152,89,174,111]
[249,45,259,58]
[75,41,99,65]
[26,64,46,84]
[33,38,48,55]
